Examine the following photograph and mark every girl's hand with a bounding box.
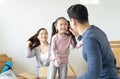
[47,57,50,62]
[26,41,32,48]
[69,28,79,37]
[76,40,83,48]
[54,58,60,67]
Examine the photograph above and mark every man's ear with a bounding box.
[71,18,77,26]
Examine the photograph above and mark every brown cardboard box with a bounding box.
[39,65,77,79]
[0,54,7,57]
[0,53,12,73]
[18,72,38,79]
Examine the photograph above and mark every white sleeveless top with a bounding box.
[40,52,48,64]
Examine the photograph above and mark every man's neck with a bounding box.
[77,22,90,35]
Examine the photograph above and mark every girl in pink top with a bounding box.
[47,17,82,79]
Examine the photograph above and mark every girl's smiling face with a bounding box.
[56,18,68,34]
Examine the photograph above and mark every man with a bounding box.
[67,4,119,79]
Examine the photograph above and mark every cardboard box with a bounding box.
[0,54,7,57]
[39,65,77,79]
[0,54,12,73]
[18,72,38,79]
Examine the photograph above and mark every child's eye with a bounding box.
[65,24,67,25]
[60,24,63,26]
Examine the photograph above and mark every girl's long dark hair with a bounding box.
[67,21,77,47]
[51,17,77,47]
[28,28,48,50]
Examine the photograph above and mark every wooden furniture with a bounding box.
[18,72,37,79]
[109,41,120,75]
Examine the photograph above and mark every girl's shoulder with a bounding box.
[52,34,59,39]
[34,45,40,51]
[53,33,58,37]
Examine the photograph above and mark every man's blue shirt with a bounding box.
[77,25,119,79]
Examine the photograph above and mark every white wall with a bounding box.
[0,0,120,76]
